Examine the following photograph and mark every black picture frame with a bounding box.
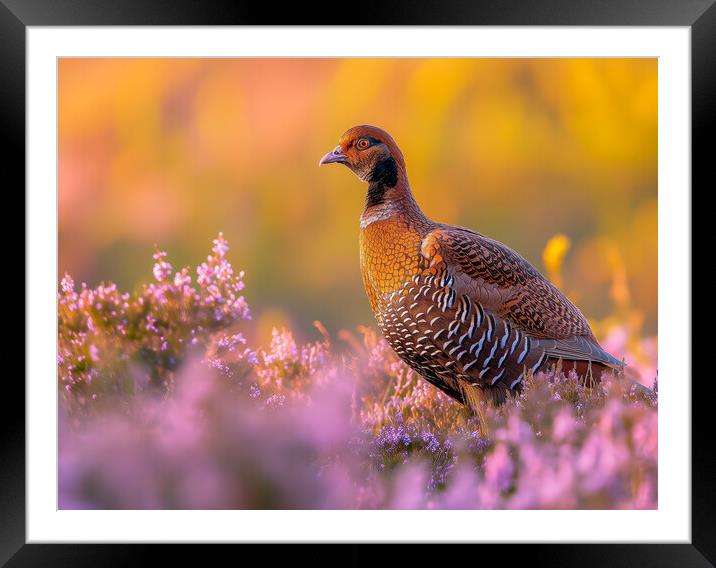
[5,0,708,564]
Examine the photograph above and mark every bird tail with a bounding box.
[550,358,654,396]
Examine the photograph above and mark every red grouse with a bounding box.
[319,125,622,414]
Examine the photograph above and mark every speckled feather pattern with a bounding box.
[359,207,619,406]
[361,213,548,403]
[429,225,595,340]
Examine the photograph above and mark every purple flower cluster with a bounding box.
[59,238,658,509]
[254,327,329,396]
[58,234,251,409]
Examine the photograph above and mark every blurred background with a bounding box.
[58,58,657,345]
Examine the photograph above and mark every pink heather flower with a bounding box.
[145,314,159,333]
[214,260,233,282]
[174,269,192,288]
[206,285,222,300]
[242,349,259,365]
[218,334,246,351]
[230,297,250,320]
[152,250,173,282]
[196,263,213,285]
[264,394,286,409]
[267,328,298,362]
[212,233,229,257]
[61,274,75,294]
[208,358,232,377]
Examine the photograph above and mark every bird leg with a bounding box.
[459,382,493,436]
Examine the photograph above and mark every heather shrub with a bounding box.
[59,235,657,509]
[58,233,250,412]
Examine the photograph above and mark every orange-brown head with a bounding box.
[319,125,414,210]
[319,125,406,182]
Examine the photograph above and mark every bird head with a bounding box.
[318,125,406,185]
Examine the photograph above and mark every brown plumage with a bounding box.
[319,125,622,414]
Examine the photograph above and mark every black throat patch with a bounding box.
[365,157,398,208]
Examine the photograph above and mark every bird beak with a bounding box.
[319,145,347,166]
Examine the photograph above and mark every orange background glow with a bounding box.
[58,58,657,344]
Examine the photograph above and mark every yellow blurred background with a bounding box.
[58,58,657,344]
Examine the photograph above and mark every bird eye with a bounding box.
[356,138,370,150]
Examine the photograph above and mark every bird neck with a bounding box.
[361,157,425,229]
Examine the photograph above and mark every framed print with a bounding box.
[5,0,710,563]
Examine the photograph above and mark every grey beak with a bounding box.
[319,145,347,166]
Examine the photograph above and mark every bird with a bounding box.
[319,125,623,417]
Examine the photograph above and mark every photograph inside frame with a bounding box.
[57,57,658,510]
